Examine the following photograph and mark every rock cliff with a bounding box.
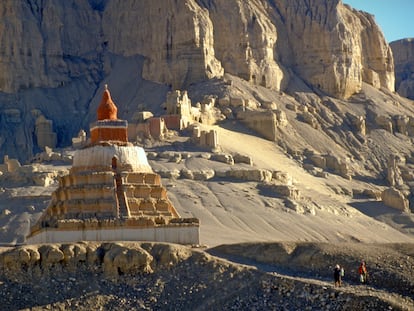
[390,38,414,99]
[0,0,396,161]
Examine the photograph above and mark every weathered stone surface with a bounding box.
[390,38,414,99]
[347,114,366,136]
[298,111,319,129]
[362,189,382,200]
[381,187,409,212]
[325,155,352,179]
[0,0,394,96]
[237,110,279,141]
[106,2,224,90]
[272,171,293,186]
[375,115,393,132]
[180,168,194,180]
[233,153,253,166]
[211,153,234,165]
[310,155,326,169]
[394,115,410,135]
[273,0,394,99]
[157,169,181,179]
[228,169,272,182]
[206,1,287,91]
[198,130,219,149]
[141,243,192,268]
[102,243,153,275]
[387,155,404,187]
[193,169,215,181]
[38,244,65,265]
[258,182,301,200]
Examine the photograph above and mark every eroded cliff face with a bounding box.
[102,0,224,89]
[0,0,394,95]
[200,0,288,90]
[0,0,396,161]
[0,0,102,92]
[268,0,394,98]
[390,39,414,100]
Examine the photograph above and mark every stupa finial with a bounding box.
[97,84,118,120]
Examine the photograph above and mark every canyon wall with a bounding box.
[0,0,395,161]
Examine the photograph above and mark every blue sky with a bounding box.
[343,0,414,42]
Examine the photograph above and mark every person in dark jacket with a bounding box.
[334,264,342,287]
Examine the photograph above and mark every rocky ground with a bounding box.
[0,242,413,311]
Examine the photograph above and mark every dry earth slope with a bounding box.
[0,242,413,310]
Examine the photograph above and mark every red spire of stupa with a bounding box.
[97,84,118,120]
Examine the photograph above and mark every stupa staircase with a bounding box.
[114,173,130,218]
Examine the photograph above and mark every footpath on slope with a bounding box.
[207,248,414,311]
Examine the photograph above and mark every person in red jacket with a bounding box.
[358,261,368,284]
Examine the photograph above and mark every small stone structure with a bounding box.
[0,155,21,173]
[35,115,57,149]
[192,126,218,149]
[128,116,168,140]
[71,130,87,148]
[237,110,285,141]
[27,86,199,245]
[163,90,194,130]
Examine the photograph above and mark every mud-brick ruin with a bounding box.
[26,86,199,244]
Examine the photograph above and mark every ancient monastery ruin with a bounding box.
[26,86,200,244]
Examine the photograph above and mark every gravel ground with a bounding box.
[0,242,413,311]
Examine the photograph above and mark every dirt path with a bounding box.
[207,248,414,311]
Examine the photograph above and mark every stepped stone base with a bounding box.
[27,221,199,245]
[27,143,199,245]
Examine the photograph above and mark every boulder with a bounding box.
[157,169,181,179]
[310,155,326,169]
[375,115,393,132]
[103,244,153,275]
[298,111,319,129]
[38,245,65,265]
[394,115,409,135]
[193,169,215,180]
[180,168,194,180]
[233,153,253,166]
[228,169,272,182]
[211,153,234,165]
[272,171,293,186]
[381,188,409,212]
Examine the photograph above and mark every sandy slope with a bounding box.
[162,123,414,247]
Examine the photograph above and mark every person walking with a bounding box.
[334,264,342,287]
[358,261,368,284]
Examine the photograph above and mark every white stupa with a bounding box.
[27,86,199,244]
